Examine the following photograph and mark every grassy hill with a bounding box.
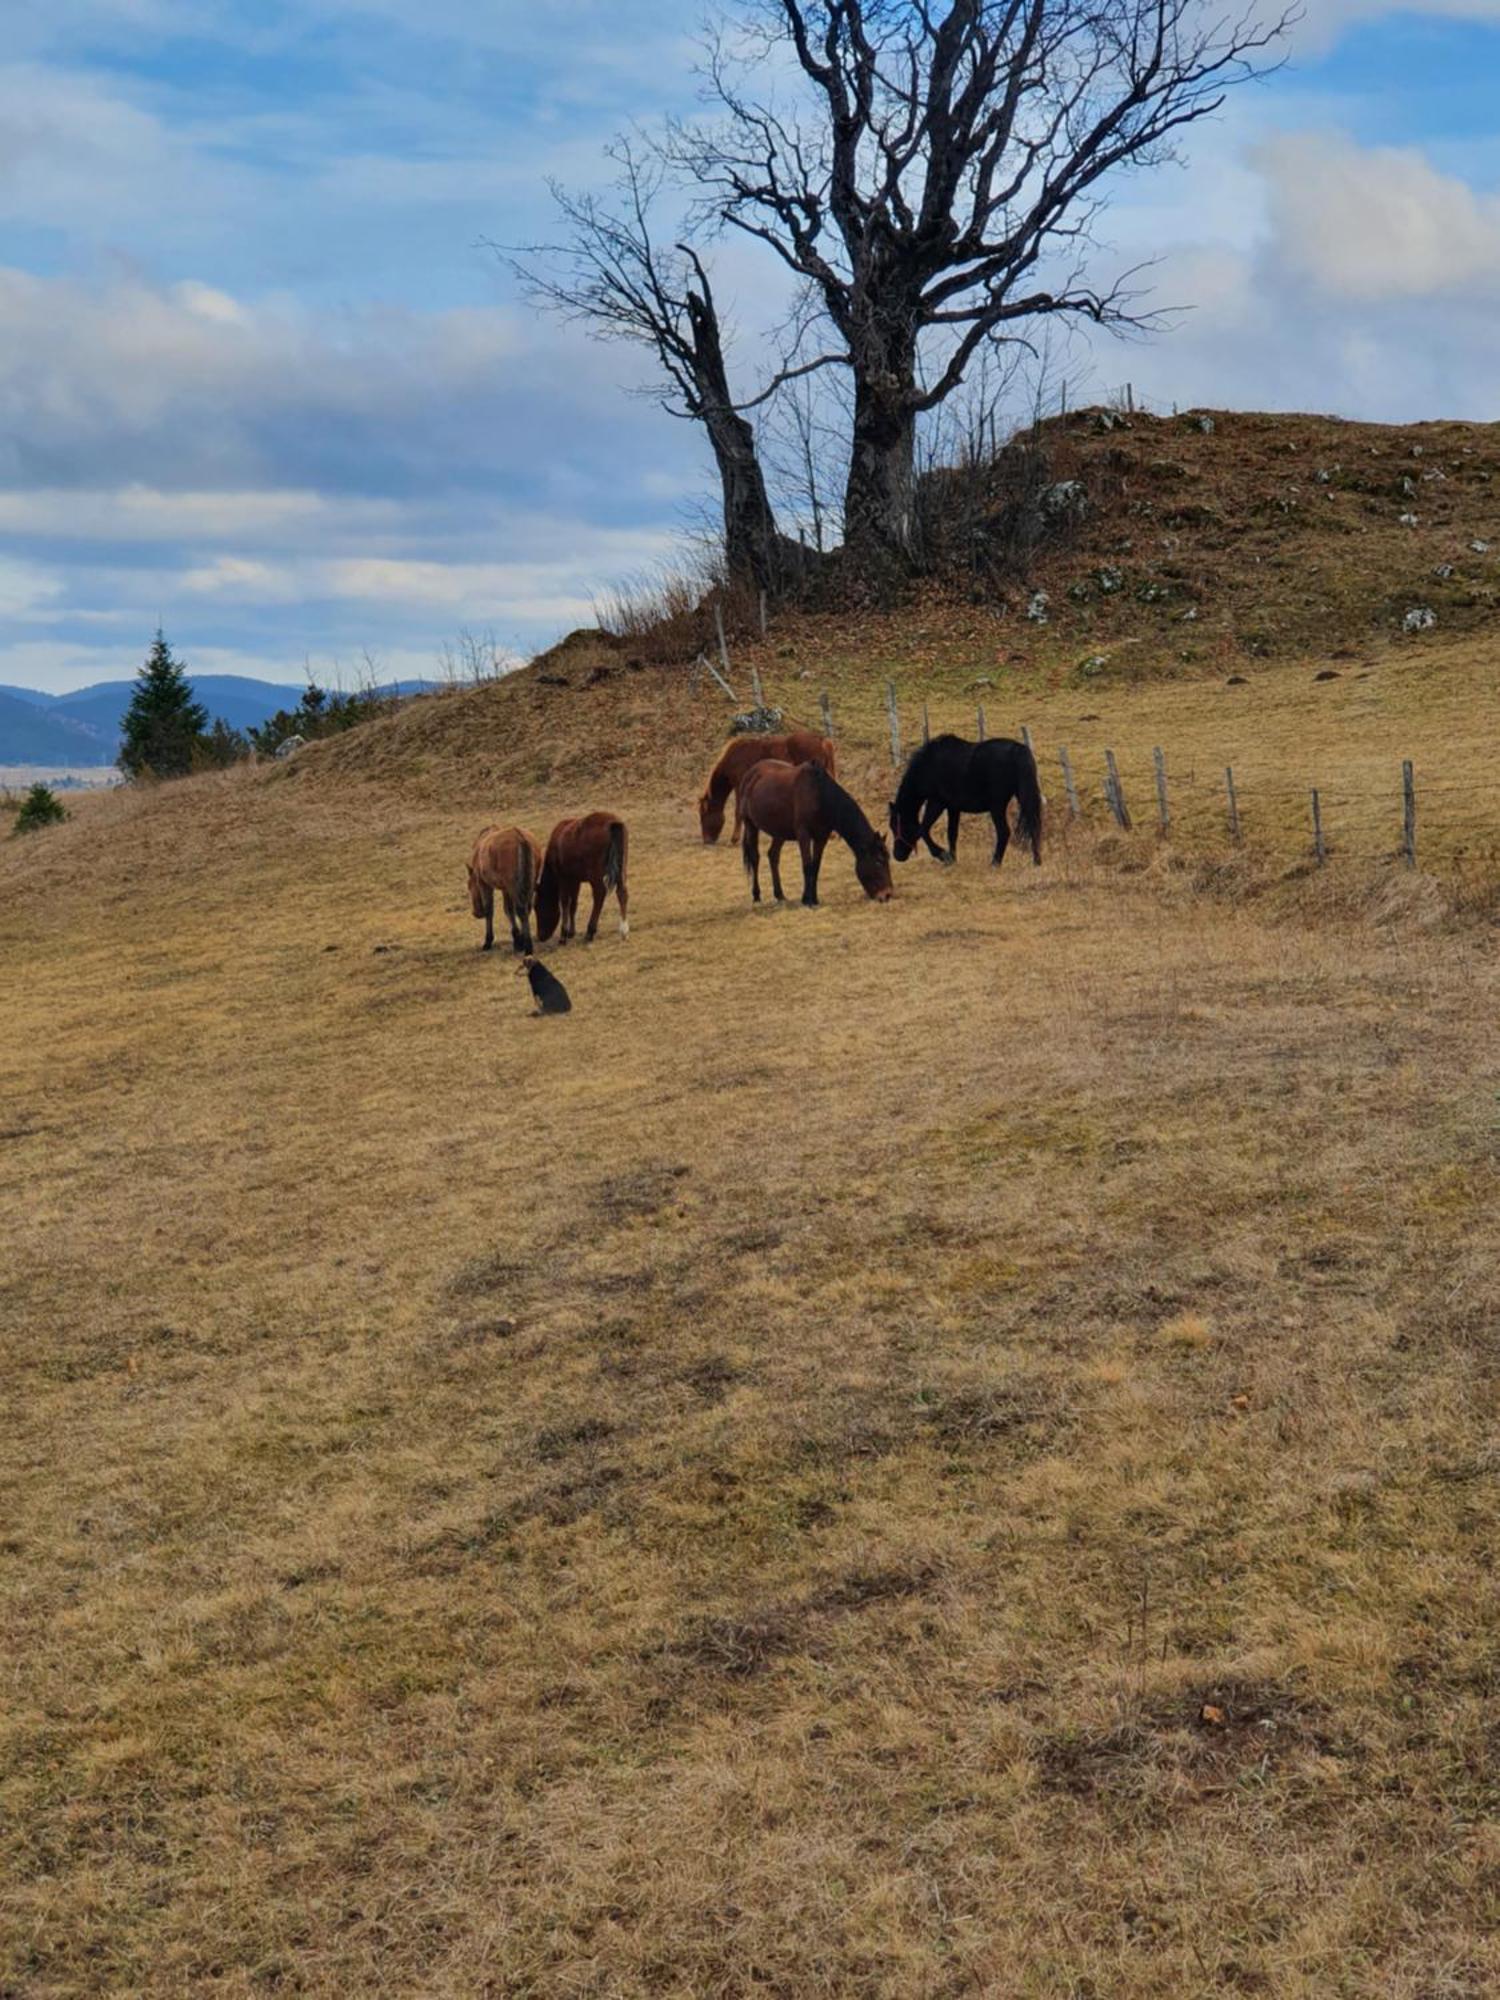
[5,411,1500,1996]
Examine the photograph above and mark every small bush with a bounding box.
[247,682,393,757]
[12,784,68,835]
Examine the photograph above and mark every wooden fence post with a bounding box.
[976,704,986,741]
[1105,749,1131,829]
[714,603,732,683]
[820,690,833,739]
[886,681,901,770]
[758,589,768,638]
[1153,746,1169,835]
[700,650,737,703]
[1225,766,1240,844]
[1312,788,1325,865]
[1058,746,1080,818]
[922,700,931,745]
[1402,760,1416,867]
[1021,724,1034,755]
[750,662,766,710]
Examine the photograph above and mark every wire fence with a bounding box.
[699,622,1500,879]
[835,684,1500,877]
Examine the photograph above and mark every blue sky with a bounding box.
[3,0,1499,693]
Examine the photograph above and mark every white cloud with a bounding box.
[1257,133,1500,301]
[0,486,392,543]
[1293,0,1500,52]
[0,554,61,616]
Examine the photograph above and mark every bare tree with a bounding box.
[508,143,817,594]
[763,364,850,552]
[676,0,1290,572]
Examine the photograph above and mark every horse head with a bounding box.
[887,798,917,863]
[698,790,725,844]
[857,833,894,902]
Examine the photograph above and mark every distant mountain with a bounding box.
[0,673,440,766]
[0,690,111,765]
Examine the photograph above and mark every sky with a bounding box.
[2,0,1499,694]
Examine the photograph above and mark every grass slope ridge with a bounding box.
[1022,407,1500,669]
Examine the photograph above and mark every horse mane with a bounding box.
[704,754,734,807]
[893,736,965,820]
[809,763,881,853]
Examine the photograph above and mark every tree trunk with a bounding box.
[687,291,785,595]
[702,400,784,594]
[844,386,918,573]
[842,310,921,575]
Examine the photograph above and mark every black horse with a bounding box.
[888,733,1044,868]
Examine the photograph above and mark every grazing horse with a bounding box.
[888,734,1043,869]
[737,760,893,907]
[536,812,630,943]
[468,824,543,953]
[698,729,837,843]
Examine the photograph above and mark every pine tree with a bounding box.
[118,630,209,780]
[196,717,250,769]
[12,783,68,835]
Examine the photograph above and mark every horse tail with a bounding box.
[602,820,626,894]
[1014,744,1044,864]
[513,835,536,950]
[534,857,559,943]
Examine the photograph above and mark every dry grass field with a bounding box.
[6,613,1500,1993]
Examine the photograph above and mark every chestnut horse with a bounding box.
[536,812,630,943]
[468,824,543,953]
[737,760,892,907]
[698,729,837,843]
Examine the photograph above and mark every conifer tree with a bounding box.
[118,631,208,780]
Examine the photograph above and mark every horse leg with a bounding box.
[584,878,605,942]
[616,876,629,940]
[769,838,787,902]
[745,826,761,903]
[919,800,951,863]
[481,885,495,951]
[801,833,828,906]
[560,881,576,942]
[946,807,961,861]
[991,809,1011,868]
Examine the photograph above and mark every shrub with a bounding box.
[194,718,251,769]
[12,784,68,835]
[247,682,393,756]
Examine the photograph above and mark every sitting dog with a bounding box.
[516,953,571,1016]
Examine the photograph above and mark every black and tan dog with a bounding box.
[516,953,571,1016]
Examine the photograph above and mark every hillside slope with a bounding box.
[1018,407,1500,668]
[6,411,1500,1997]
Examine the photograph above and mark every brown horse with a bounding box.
[536,812,630,943]
[468,824,543,953]
[737,760,892,907]
[698,729,837,843]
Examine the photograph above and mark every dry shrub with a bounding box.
[596,557,765,665]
